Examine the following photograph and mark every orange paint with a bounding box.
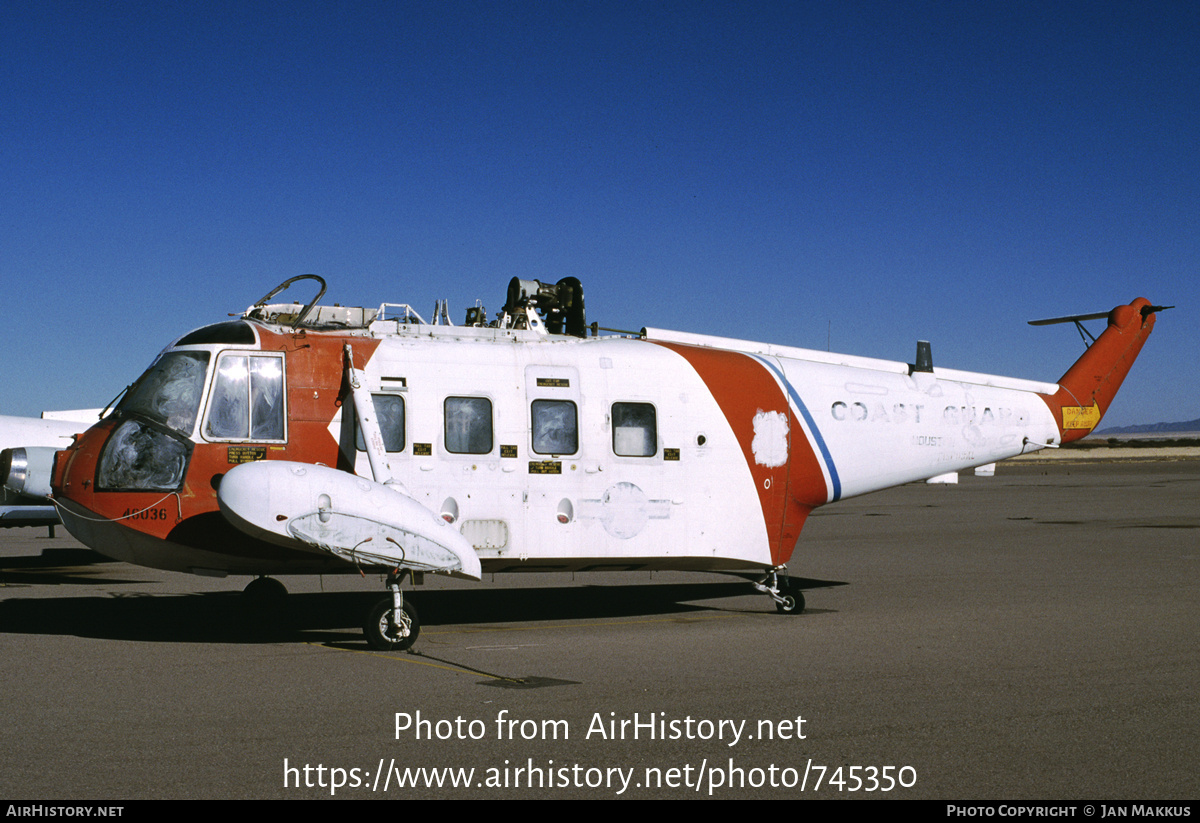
[1040,298,1158,444]
[655,342,826,565]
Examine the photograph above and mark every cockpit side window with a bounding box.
[204,352,286,442]
[249,356,285,440]
[118,351,210,436]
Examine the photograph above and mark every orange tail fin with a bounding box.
[1039,298,1162,443]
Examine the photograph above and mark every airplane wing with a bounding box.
[0,504,59,528]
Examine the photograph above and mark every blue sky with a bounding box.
[3,1,1196,427]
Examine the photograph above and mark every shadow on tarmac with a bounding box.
[0,546,151,586]
[0,576,846,645]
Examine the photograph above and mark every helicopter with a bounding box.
[2,275,1164,650]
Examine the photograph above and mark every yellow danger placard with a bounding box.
[1062,403,1101,430]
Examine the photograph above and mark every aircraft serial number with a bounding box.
[122,508,168,521]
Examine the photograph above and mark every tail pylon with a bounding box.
[1034,298,1168,443]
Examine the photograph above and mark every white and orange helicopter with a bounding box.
[1,275,1165,650]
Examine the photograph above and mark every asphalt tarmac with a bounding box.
[1,459,1196,800]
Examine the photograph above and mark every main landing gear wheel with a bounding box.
[364,598,420,651]
[775,588,806,615]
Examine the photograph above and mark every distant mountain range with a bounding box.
[1096,417,1200,435]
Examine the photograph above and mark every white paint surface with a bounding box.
[751,410,789,467]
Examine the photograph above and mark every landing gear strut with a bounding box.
[363,569,421,650]
[754,566,805,615]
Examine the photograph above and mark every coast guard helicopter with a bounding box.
[1,275,1164,650]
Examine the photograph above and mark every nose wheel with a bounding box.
[363,569,421,650]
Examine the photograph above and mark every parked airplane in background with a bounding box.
[1,276,1165,649]
[0,410,99,528]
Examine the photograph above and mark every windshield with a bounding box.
[97,418,191,492]
[117,351,210,436]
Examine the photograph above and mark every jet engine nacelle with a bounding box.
[1,446,58,500]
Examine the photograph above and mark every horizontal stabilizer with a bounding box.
[1029,305,1173,326]
[1027,310,1111,326]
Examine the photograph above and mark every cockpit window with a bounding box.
[204,353,286,442]
[175,321,256,347]
[118,351,210,436]
[97,418,191,492]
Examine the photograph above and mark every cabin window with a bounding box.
[612,402,657,457]
[355,394,406,452]
[444,397,493,454]
[531,399,578,455]
[118,351,210,436]
[204,353,286,442]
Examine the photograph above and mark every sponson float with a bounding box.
[3,275,1166,649]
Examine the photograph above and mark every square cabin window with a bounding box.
[612,402,656,457]
[444,396,493,454]
[355,394,405,453]
[531,399,578,455]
